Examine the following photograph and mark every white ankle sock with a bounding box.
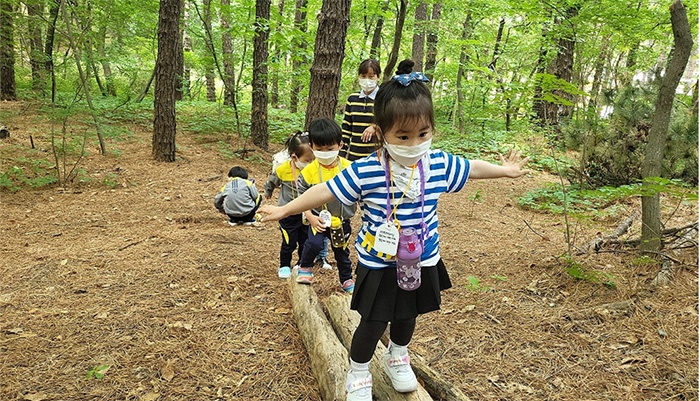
[388,340,408,355]
[350,359,370,372]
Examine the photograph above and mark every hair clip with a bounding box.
[391,71,429,86]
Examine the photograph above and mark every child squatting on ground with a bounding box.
[263,131,315,279]
[214,166,262,226]
[293,118,357,293]
[259,59,529,400]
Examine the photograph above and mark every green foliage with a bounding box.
[465,275,490,292]
[0,146,58,191]
[564,258,616,288]
[519,178,697,216]
[85,364,111,380]
[574,85,698,187]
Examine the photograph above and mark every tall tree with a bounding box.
[382,0,407,82]
[0,0,17,100]
[251,0,270,149]
[220,0,235,106]
[270,0,284,107]
[289,0,308,113]
[153,0,182,162]
[640,0,693,254]
[61,0,106,154]
[424,1,441,81]
[304,0,350,128]
[26,1,45,91]
[44,0,60,101]
[369,0,389,60]
[456,12,472,133]
[202,0,216,102]
[174,0,184,101]
[411,2,427,72]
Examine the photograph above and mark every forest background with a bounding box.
[0,0,699,400]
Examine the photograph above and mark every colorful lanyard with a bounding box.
[383,154,428,243]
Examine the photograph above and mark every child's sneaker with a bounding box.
[296,267,313,284]
[383,345,417,393]
[278,266,291,279]
[346,369,372,401]
[316,257,333,270]
[341,279,355,294]
[228,221,239,226]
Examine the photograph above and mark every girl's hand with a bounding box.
[259,205,286,222]
[306,213,326,233]
[361,124,377,142]
[499,149,530,178]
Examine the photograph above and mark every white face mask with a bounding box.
[359,78,378,92]
[294,160,309,170]
[313,149,339,166]
[384,139,432,167]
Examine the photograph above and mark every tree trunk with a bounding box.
[304,0,351,129]
[182,1,192,99]
[26,2,45,91]
[382,0,407,82]
[45,0,60,102]
[289,278,348,400]
[0,0,17,101]
[97,26,116,96]
[153,0,182,162]
[289,0,308,113]
[550,5,579,120]
[251,0,270,149]
[640,0,693,254]
[411,2,427,72]
[456,13,472,134]
[61,0,106,155]
[369,0,389,60]
[220,0,235,106]
[586,33,610,114]
[270,0,284,107]
[174,0,184,101]
[203,0,216,102]
[424,2,441,82]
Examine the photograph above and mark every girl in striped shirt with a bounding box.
[260,59,529,401]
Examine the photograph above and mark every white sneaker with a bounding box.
[383,346,417,393]
[346,369,372,401]
[316,257,333,270]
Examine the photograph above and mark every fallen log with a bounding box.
[578,211,639,254]
[289,278,348,400]
[326,294,472,401]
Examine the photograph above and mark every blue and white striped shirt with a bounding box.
[326,149,471,269]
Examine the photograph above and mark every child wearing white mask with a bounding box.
[259,59,529,401]
[264,131,315,279]
[293,118,357,293]
[340,59,382,161]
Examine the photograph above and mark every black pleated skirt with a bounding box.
[350,259,452,322]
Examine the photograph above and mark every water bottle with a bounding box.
[396,227,422,291]
[329,216,345,248]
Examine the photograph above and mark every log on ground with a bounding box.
[289,278,348,400]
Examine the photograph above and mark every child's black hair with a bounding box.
[358,59,381,76]
[374,59,434,135]
[307,118,343,147]
[228,166,248,179]
[285,131,311,157]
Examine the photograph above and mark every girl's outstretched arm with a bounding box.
[259,183,336,222]
[468,149,530,179]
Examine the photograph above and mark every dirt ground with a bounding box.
[1,102,698,401]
